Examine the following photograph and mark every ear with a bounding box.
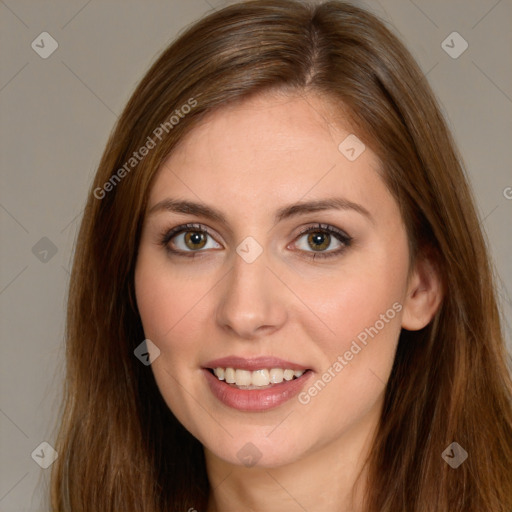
[401,254,443,331]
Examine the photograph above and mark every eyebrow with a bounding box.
[148,197,374,226]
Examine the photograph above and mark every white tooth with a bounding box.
[225,367,236,384]
[213,367,225,380]
[252,369,270,386]
[235,369,252,386]
[269,368,284,384]
[283,369,294,381]
[218,367,302,386]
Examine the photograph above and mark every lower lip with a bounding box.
[202,368,313,412]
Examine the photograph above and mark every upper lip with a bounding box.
[203,356,311,372]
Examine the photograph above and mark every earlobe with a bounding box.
[401,255,443,331]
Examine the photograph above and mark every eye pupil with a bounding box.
[185,231,207,250]
[308,232,330,251]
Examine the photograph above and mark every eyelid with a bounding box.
[293,223,351,242]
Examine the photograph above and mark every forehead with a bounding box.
[163,91,366,168]
[148,91,388,222]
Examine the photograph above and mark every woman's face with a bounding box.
[135,91,411,468]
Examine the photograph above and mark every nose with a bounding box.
[215,249,288,340]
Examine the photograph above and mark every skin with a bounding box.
[135,91,442,512]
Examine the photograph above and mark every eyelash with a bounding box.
[159,222,353,260]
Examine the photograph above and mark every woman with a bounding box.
[50,1,512,510]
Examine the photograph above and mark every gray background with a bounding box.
[1,0,511,510]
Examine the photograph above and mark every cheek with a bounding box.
[135,251,209,342]
[135,260,173,341]
[292,290,402,444]
[298,220,408,339]
[303,257,405,355]
[292,240,407,405]
[134,254,207,422]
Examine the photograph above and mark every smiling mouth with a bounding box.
[206,367,312,389]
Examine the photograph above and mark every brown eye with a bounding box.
[306,232,331,251]
[184,231,207,250]
[292,224,352,260]
[161,223,222,255]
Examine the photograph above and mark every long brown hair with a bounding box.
[50,1,512,510]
